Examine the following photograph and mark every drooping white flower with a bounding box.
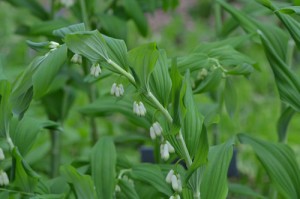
[70,53,82,64]
[0,171,9,186]
[176,174,182,192]
[171,175,179,191]
[0,148,4,160]
[49,41,60,49]
[133,101,146,116]
[166,169,174,184]
[111,83,125,97]
[115,185,121,192]
[90,63,101,77]
[169,196,175,199]
[166,141,175,153]
[161,143,170,161]
[60,0,75,8]
[152,122,162,136]
[150,127,156,140]
[175,194,181,199]
[197,68,208,80]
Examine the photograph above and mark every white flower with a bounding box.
[176,175,182,192]
[175,194,181,199]
[171,175,179,191]
[90,63,101,77]
[111,83,124,97]
[60,0,75,8]
[150,127,156,140]
[0,148,4,160]
[71,53,82,64]
[161,143,170,161]
[197,68,208,80]
[49,41,60,49]
[166,141,175,153]
[133,101,146,116]
[166,169,174,184]
[169,196,175,199]
[0,171,9,186]
[152,122,162,136]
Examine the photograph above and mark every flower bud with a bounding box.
[175,194,181,199]
[171,175,179,191]
[162,144,170,161]
[153,122,162,136]
[60,0,75,8]
[165,169,174,184]
[111,83,117,95]
[169,196,175,199]
[115,185,121,192]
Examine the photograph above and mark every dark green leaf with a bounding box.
[60,165,97,199]
[131,164,173,197]
[238,134,300,198]
[201,138,234,199]
[224,78,237,117]
[99,15,127,41]
[118,179,140,199]
[277,106,295,142]
[53,23,86,38]
[0,80,12,137]
[229,183,267,199]
[91,137,116,199]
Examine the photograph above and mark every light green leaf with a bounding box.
[150,50,172,107]
[128,43,159,91]
[60,165,97,199]
[201,138,234,199]
[238,133,300,198]
[91,137,116,199]
[177,53,209,74]
[278,6,300,14]
[131,164,173,197]
[123,0,148,36]
[32,45,67,99]
[65,30,109,63]
[53,23,86,38]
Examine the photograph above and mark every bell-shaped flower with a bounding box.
[165,169,174,184]
[111,83,125,97]
[90,63,101,77]
[133,101,146,116]
[71,53,82,64]
[49,41,60,49]
[0,148,4,160]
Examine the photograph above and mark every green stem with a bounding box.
[214,2,222,37]
[107,59,135,85]
[79,0,90,29]
[177,132,193,167]
[50,130,60,177]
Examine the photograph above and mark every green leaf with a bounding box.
[201,138,234,199]
[149,50,172,107]
[177,53,209,74]
[91,137,116,199]
[224,78,237,117]
[128,43,159,91]
[131,164,173,197]
[12,147,39,193]
[123,0,148,36]
[258,31,300,112]
[278,6,300,15]
[117,179,140,199]
[60,165,97,199]
[228,183,267,199]
[277,106,295,142]
[53,23,86,38]
[238,133,300,198]
[0,80,12,137]
[32,45,67,99]
[65,30,109,63]
[193,68,223,94]
[181,71,204,157]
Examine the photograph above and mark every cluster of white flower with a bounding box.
[133,101,146,116]
[111,83,124,97]
[166,169,182,199]
[48,41,60,50]
[149,122,163,140]
[90,63,102,77]
[160,141,175,161]
[70,53,82,64]
[0,170,9,186]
